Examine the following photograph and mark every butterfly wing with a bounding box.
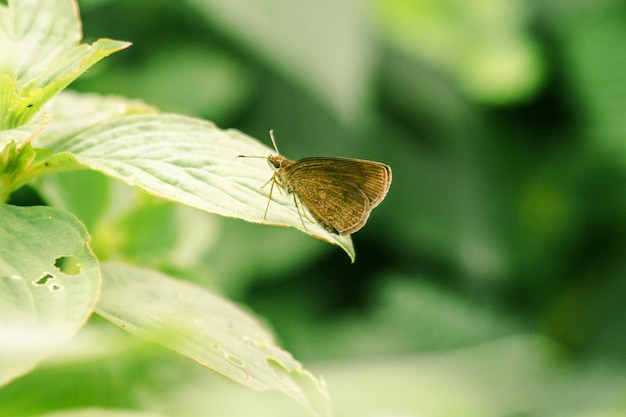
[283,158,392,235]
[289,158,392,207]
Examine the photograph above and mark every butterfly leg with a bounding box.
[263,174,277,220]
[261,176,273,189]
[292,194,309,232]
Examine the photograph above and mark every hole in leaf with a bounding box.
[225,354,244,368]
[34,273,54,285]
[54,256,81,276]
[48,283,62,292]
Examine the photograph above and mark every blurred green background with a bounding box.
[18,0,626,415]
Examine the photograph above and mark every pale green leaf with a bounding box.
[38,409,171,417]
[0,204,100,386]
[96,262,331,417]
[39,91,157,148]
[21,39,131,96]
[32,91,157,229]
[0,74,18,124]
[0,113,52,201]
[45,113,355,260]
[7,38,132,128]
[0,0,80,83]
[0,124,85,202]
[0,104,49,148]
[0,0,131,128]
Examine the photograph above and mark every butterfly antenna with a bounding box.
[236,129,279,158]
[269,130,280,154]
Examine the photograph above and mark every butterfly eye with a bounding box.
[267,156,283,169]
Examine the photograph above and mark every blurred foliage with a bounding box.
[371,0,545,104]
[8,0,625,415]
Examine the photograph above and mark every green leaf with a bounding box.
[39,91,157,149]
[0,108,49,150]
[96,262,332,417]
[0,0,80,83]
[0,204,100,386]
[28,92,156,221]
[7,38,132,128]
[36,169,192,265]
[113,199,180,263]
[0,74,18,125]
[0,113,51,201]
[37,410,171,417]
[0,0,131,128]
[36,169,112,232]
[45,113,355,260]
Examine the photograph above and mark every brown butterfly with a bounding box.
[239,131,391,235]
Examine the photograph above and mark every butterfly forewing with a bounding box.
[282,157,392,235]
[286,158,391,204]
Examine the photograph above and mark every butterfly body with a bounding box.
[267,154,392,235]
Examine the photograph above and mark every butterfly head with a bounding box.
[267,154,288,170]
